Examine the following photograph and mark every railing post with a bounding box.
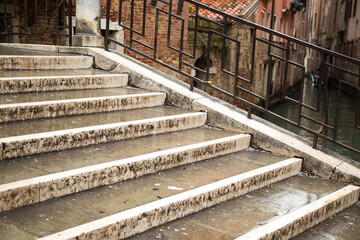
[265,0,275,110]
[105,0,111,51]
[68,0,72,46]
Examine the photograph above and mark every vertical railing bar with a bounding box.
[142,0,146,36]
[4,0,7,27]
[3,0,7,42]
[247,106,252,119]
[24,0,28,32]
[297,70,305,125]
[178,19,184,71]
[68,0,72,46]
[105,0,111,51]
[322,61,329,148]
[119,0,123,25]
[334,80,342,140]
[234,41,240,96]
[206,31,212,83]
[45,0,49,34]
[154,9,159,59]
[56,0,59,40]
[192,5,199,58]
[282,40,290,99]
[265,0,275,110]
[166,0,173,47]
[250,28,257,84]
[220,16,227,70]
[35,0,38,17]
[355,86,360,128]
[129,0,134,48]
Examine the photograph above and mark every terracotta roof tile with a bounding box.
[191,0,255,21]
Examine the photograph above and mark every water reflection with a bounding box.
[264,79,360,162]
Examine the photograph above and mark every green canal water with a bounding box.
[263,79,360,162]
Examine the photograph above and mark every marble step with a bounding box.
[0,133,250,212]
[0,150,293,239]
[0,107,206,160]
[130,175,358,240]
[0,55,93,70]
[237,185,359,240]
[293,203,360,240]
[0,88,166,122]
[0,69,128,94]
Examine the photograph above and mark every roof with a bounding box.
[192,0,257,21]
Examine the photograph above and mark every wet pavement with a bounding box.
[129,176,344,240]
[293,203,360,240]
[0,106,191,138]
[0,46,69,56]
[0,69,119,78]
[0,127,237,184]
[0,150,287,239]
[0,87,149,104]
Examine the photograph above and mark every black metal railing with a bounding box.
[105,0,360,156]
[0,0,72,45]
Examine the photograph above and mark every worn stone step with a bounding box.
[0,128,236,185]
[0,151,292,239]
[0,107,206,160]
[0,134,250,212]
[237,185,359,240]
[0,69,128,94]
[0,55,94,70]
[293,203,360,240]
[129,176,350,240]
[0,88,166,122]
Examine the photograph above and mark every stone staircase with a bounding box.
[0,46,359,240]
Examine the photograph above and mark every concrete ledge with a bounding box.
[0,134,250,213]
[0,92,166,122]
[0,112,207,160]
[0,43,59,52]
[0,56,93,70]
[40,158,302,240]
[236,185,360,240]
[0,73,128,94]
[2,44,359,186]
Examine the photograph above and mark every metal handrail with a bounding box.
[105,0,360,157]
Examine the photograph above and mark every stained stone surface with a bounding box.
[0,69,118,78]
[0,128,236,184]
[0,91,166,123]
[0,70,128,94]
[0,46,67,56]
[129,176,344,240]
[0,150,287,239]
[0,87,150,104]
[293,204,360,240]
[0,106,191,138]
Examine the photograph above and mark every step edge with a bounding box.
[0,112,207,160]
[0,92,166,108]
[39,158,302,240]
[235,185,360,240]
[0,73,128,81]
[0,112,206,142]
[0,134,250,212]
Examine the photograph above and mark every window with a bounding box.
[266,11,271,39]
[280,18,284,42]
[273,15,278,41]
[262,9,266,38]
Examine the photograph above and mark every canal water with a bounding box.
[264,79,360,162]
